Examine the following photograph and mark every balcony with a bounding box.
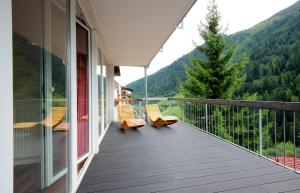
[78,98,300,193]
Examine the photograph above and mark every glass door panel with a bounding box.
[13,1,44,192]
[76,23,90,161]
[12,0,69,192]
[44,0,69,184]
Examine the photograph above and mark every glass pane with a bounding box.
[13,0,69,192]
[13,1,43,191]
[50,1,69,177]
[103,65,107,129]
[76,23,89,159]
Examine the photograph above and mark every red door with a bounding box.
[76,23,89,159]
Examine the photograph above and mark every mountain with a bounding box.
[127,1,300,101]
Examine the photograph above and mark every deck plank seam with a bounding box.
[81,167,290,193]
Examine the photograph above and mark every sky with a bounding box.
[114,0,298,86]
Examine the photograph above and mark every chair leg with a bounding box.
[152,118,166,128]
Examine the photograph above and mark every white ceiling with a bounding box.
[89,0,196,67]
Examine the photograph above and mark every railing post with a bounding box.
[144,66,148,122]
[205,103,208,131]
[259,108,263,156]
[293,112,296,171]
[138,100,142,118]
[283,111,286,166]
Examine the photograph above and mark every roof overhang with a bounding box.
[80,0,196,67]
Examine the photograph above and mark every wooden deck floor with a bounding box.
[78,121,300,193]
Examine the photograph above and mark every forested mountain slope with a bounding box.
[127,1,300,101]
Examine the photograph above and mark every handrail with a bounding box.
[169,98,300,112]
[134,97,168,102]
[134,97,300,112]
[14,99,67,102]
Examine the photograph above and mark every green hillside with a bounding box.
[127,1,300,101]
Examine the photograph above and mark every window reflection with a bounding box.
[103,64,108,129]
[13,0,69,192]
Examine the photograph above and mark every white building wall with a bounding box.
[69,0,78,192]
[107,65,115,123]
[100,52,105,138]
[1,0,130,192]
[91,29,99,154]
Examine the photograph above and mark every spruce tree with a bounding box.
[181,0,247,99]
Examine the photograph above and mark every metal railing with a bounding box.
[134,97,300,173]
[13,99,67,165]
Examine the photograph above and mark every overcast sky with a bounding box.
[115,0,298,86]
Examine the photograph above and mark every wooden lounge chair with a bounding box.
[13,122,39,129]
[43,107,66,128]
[46,107,68,131]
[145,104,178,128]
[14,107,67,130]
[118,104,146,129]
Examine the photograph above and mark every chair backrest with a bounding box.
[118,104,135,122]
[43,107,67,128]
[145,104,163,121]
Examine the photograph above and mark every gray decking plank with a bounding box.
[79,165,286,193]
[259,178,300,193]
[78,121,300,193]
[204,186,269,193]
[157,172,300,193]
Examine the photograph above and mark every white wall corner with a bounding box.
[91,30,99,154]
[69,0,78,192]
[107,65,115,122]
[100,52,105,136]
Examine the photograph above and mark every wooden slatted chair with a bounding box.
[43,107,66,128]
[118,104,146,129]
[14,107,67,130]
[145,104,178,128]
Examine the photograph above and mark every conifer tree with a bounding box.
[181,0,247,99]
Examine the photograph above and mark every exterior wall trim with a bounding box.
[68,0,78,192]
[91,30,99,154]
[100,51,105,138]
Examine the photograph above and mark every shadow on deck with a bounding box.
[78,121,300,193]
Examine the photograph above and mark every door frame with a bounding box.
[43,0,69,187]
[75,19,92,166]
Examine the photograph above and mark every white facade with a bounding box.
[0,0,196,192]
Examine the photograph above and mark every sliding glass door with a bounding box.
[12,0,69,192]
[13,1,44,191]
[43,0,69,186]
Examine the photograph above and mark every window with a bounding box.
[12,0,69,191]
